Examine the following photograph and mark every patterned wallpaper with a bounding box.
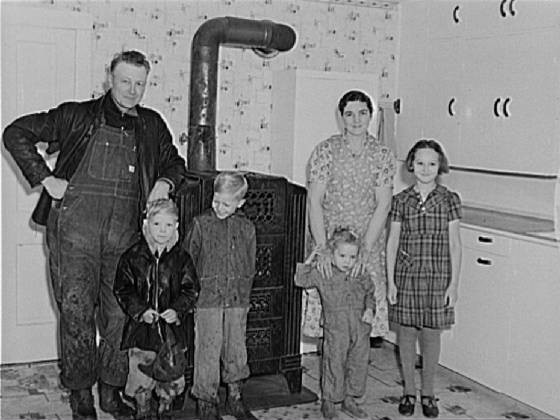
[29,0,400,173]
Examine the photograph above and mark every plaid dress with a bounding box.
[388,184,462,329]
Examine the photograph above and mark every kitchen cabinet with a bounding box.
[440,224,560,418]
[270,69,378,186]
[396,1,560,175]
[440,228,512,391]
[421,39,463,165]
[394,1,428,157]
[504,238,560,418]
[460,29,560,173]
[427,0,560,40]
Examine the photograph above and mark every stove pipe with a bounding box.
[187,16,297,171]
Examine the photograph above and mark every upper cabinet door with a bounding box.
[422,39,463,166]
[427,1,467,39]
[461,29,560,175]
[461,0,560,37]
[429,0,560,40]
[395,0,429,159]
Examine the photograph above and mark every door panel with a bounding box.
[1,6,92,363]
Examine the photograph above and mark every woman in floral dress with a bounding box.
[303,90,396,341]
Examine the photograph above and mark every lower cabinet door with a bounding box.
[505,240,560,418]
[440,246,511,392]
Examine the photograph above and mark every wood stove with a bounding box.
[176,171,306,393]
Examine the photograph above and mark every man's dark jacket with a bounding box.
[114,238,200,351]
[2,93,187,225]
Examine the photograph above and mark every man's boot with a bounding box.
[197,399,221,420]
[226,381,257,420]
[69,388,97,420]
[98,381,135,420]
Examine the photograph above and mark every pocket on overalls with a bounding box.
[87,141,131,182]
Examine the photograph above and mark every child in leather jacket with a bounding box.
[114,199,199,419]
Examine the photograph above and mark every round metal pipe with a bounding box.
[188,16,297,171]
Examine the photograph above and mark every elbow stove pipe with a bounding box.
[187,16,297,171]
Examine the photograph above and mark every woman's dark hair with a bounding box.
[405,139,450,174]
[338,90,374,115]
[110,50,151,73]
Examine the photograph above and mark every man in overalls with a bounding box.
[3,50,187,420]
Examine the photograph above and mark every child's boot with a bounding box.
[197,399,221,420]
[226,381,256,420]
[341,396,369,419]
[135,389,154,420]
[321,399,337,419]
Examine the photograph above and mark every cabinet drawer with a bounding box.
[461,228,511,256]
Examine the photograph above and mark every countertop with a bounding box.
[462,206,558,243]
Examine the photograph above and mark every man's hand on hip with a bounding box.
[41,176,68,200]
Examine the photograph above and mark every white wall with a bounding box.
[5,0,400,173]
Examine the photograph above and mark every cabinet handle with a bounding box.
[448,97,456,116]
[452,5,460,23]
[476,257,492,266]
[478,236,493,243]
[499,0,508,17]
[509,0,516,16]
[493,98,501,117]
[503,97,511,117]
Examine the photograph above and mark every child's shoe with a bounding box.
[341,396,369,419]
[398,394,416,416]
[198,399,221,420]
[135,390,155,420]
[421,395,439,418]
[321,400,337,419]
[226,382,257,420]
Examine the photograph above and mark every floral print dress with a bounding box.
[303,133,396,338]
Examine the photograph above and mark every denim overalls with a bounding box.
[46,116,140,390]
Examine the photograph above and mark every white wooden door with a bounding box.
[271,69,379,186]
[1,5,92,363]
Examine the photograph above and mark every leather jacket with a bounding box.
[114,238,200,352]
[2,93,187,225]
[184,209,256,308]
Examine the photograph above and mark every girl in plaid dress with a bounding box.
[386,140,462,419]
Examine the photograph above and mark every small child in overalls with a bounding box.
[295,228,375,420]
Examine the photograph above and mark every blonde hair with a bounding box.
[328,227,360,251]
[214,171,249,199]
[145,198,178,221]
